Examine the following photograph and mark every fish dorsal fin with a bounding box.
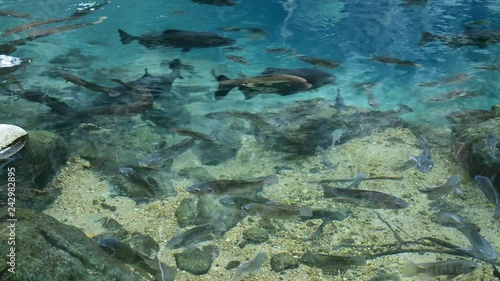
[163,29,184,34]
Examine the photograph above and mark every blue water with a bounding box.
[1,0,499,124]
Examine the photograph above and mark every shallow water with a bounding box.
[1,0,500,280]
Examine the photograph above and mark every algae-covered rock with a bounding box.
[12,130,68,186]
[174,244,219,275]
[0,208,141,281]
[448,108,500,189]
[270,253,299,272]
[243,227,269,244]
[175,197,197,227]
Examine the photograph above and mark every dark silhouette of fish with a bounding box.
[192,0,236,6]
[322,186,409,209]
[0,10,31,18]
[118,28,235,52]
[1,1,109,37]
[296,55,341,69]
[211,67,335,100]
[420,29,500,48]
[226,54,248,65]
[371,55,421,67]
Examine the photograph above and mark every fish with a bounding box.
[264,47,295,54]
[219,195,270,209]
[212,67,335,100]
[118,28,235,52]
[418,73,472,87]
[420,29,500,48]
[212,72,311,100]
[474,175,500,217]
[427,89,483,102]
[473,65,500,71]
[299,253,366,274]
[400,0,427,6]
[485,132,498,160]
[371,55,420,67]
[168,128,216,142]
[364,87,380,108]
[402,260,479,279]
[226,54,248,65]
[334,88,346,111]
[165,221,227,249]
[235,252,267,277]
[409,134,434,173]
[98,237,177,281]
[317,146,334,168]
[322,186,409,209]
[330,129,344,149]
[0,10,31,18]
[241,201,313,220]
[343,173,366,189]
[70,1,110,18]
[185,174,278,195]
[295,55,341,69]
[138,138,196,168]
[417,175,462,200]
[216,26,242,32]
[191,0,237,7]
[63,58,182,105]
[439,212,497,261]
[119,167,161,198]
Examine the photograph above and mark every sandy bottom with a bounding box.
[43,127,499,281]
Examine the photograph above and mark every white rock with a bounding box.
[0,124,28,159]
[0,55,22,68]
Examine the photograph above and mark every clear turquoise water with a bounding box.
[1,0,499,126]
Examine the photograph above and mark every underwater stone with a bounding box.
[243,227,269,244]
[129,232,159,257]
[174,244,219,275]
[270,253,299,272]
[225,260,241,270]
[0,208,141,281]
[11,130,68,186]
[0,124,28,159]
[175,197,197,227]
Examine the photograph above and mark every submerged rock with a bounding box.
[174,244,219,275]
[448,107,500,191]
[0,208,141,281]
[242,227,269,245]
[270,253,299,272]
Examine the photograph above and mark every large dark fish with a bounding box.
[98,237,177,281]
[0,10,31,18]
[420,29,500,48]
[118,28,235,52]
[322,186,409,209]
[371,55,421,67]
[191,0,236,6]
[213,67,335,100]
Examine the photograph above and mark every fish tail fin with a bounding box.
[402,260,418,277]
[321,185,336,198]
[242,91,259,100]
[118,29,136,44]
[168,58,181,70]
[420,31,436,45]
[299,206,313,217]
[263,174,279,186]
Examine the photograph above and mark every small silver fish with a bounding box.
[335,88,346,111]
[474,175,500,218]
[234,252,267,277]
[329,129,344,150]
[485,132,498,160]
[343,173,366,189]
[241,201,313,220]
[409,134,434,173]
[322,186,409,209]
[402,259,479,279]
[439,212,497,261]
[317,146,334,168]
[417,175,462,200]
[364,87,380,108]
